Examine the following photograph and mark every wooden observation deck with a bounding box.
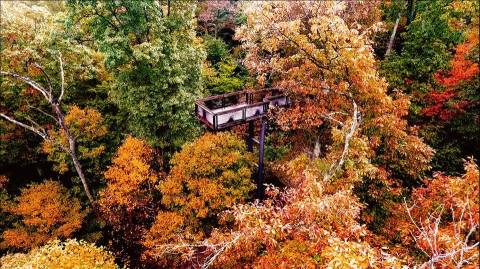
[195,88,289,198]
[195,88,289,130]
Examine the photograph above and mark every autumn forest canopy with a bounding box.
[0,1,479,268]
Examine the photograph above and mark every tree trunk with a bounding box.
[167,0,170,16]
[386,13,401,57]
[70,147,94,204]
[407,0,416,25]
[257,120,267,199]
[53,104,95,204]
[313,136,321,158]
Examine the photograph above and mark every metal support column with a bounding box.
[247,121,254,152]
[257,120,266,199]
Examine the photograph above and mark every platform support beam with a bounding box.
[247,121,254,152]
[257,120,266,199]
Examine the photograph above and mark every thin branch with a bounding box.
[1,71,51,101]
[24,115,46,133]
[201,234,241,269]
[58,54,65,103]
[93,9,119,31]
[405,197,479,268]
[0,113,48,140]
[27,104,58,124]
[319,112,345,127]
[31,62,53,93]
[151,232,243,269]
[324,94,359,180]
[404,199,431,257]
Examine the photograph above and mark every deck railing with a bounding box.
[195,88,289,130]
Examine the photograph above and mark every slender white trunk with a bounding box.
[386,13,401,57]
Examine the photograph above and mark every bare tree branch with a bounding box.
[324,94,359,181]
[1,66,95,205]
[1,71,51,101]
[404,198,479,268]
[31,62,53,93]
[0,113,49,140]
[385,12,401,56]
[151,232,243,269]
[58,53,65,102]
[26,104,58,124]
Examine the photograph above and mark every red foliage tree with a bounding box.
[422,30,479,121]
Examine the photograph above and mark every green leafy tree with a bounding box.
[66,0,206,155]
[0,2,107,203]
[202,36,249,95]
[381,0,478,173]
[380,0,465,109]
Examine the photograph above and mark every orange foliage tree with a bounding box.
[0,239,119,269]
[236,1,432,177]
[143,132,255,265]
[98,136,160,266]
[147,167,405,268]
[234,1,435,236]
[1,180,86,251]
[99,136,159,227]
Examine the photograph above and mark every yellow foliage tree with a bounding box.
[1,180,86,250]
[0,239,119,269]
[143,132,255,263]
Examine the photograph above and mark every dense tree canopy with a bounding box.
[0,239,119,269]
[143,132,255,265]
[236,1,433,176]
[1,180,86,251]
[66,0,205,153]
[381,0,479,173]
[0,1,478,268]
[98,136,160,266]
